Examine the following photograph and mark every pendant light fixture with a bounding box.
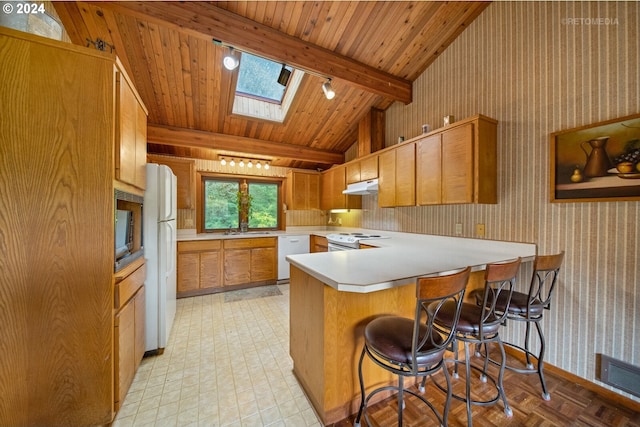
[322,78,335,100]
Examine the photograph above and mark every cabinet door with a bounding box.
[116,74,137,186]
[416,135,442,205]
[378,150,396,207]
[346,162,361,184]
[395,143,416,206]
[134,103,147,190]
[307,173,320,209]
[149,156,195,209]
[360,156,378,181]
[224,249,251,286]
[442,123,474,204]
[289,172,320,210]
[177,252,199,292]
[115,297,135,410]
[251,247,277,282]
[320,168,335,210]
[200,251,222,289]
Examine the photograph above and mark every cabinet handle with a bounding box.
[290,239,299,243]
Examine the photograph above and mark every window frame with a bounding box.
[198,173,283,233]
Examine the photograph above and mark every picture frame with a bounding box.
[550,113,640,202]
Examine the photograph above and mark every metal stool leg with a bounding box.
[354,347,367,427]
[535,321,550,400]
[497,337,513,417]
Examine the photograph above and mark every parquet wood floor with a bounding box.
[331,349,640,427]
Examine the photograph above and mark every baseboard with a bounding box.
[503,346,640,413]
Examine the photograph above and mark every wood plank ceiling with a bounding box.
[54,1,489,170]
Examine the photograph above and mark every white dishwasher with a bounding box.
[278,235,310,281]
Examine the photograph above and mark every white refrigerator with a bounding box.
[144,163,177,353]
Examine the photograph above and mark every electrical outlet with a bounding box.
[455,223,463,235]
[476,223,485,237]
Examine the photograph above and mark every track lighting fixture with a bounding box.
[220,158,227,166]
[223,47,240,70]
[322,78,335,100]
[229,159,235,166]
[277,64,291,86]
[239,160,245,167]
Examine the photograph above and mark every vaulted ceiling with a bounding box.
[54,1,489,170]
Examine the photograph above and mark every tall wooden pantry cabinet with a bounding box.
[0,27,147,426]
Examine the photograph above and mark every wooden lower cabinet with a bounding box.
[177,240,223,296]
[223,237,277,287]
[223,249,252,286]
[114,280,145,412]
[251,247,277,282]
[177,237,277,295]
[310,235,328,253]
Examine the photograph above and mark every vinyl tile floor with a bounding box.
[113,284,323,427]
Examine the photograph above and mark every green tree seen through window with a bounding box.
[203,178,279,231]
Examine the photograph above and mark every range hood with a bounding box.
[342,179,378,195]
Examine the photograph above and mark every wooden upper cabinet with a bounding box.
[321,166,362,210]
[286,170,320,210]
[442,123,474,204]
[378,143,415,207]
[415,115,497,205]
[115,65,147,190]
[148,155,196,209]
[346,156,378,184]
[416,134,442,205]
[360,156,379,181]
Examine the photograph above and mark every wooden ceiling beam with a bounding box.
[147,124,344,165]
[99,1,413,104]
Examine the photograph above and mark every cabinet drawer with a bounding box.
[224,237,276,249]
[178,240,221,252]
[115,264,146,309]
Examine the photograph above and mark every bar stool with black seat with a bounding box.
[354,266,471,427]
[474,252,564,401]
[431,258,521,427]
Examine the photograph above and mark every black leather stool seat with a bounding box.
[468,289,544,317]
[365,316,445,366]
[431,301,501,335]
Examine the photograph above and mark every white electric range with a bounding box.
[325,232,388,251]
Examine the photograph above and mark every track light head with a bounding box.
[322,79,335,100]
[223,48,240,70]
[277,64,291,86]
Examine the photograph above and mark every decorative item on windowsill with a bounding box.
[443,115,454,126]
[237,180,253,233]
[422,124,431,134]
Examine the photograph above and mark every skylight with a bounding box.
[236,53,291,104]
[232,52,303,123]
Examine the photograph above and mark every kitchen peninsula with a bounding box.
[286,232,536,425]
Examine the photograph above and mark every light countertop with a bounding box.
[286,230,537,293]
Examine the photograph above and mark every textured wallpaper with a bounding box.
[372,1,639,401]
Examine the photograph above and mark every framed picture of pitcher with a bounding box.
[550,113,640,202]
